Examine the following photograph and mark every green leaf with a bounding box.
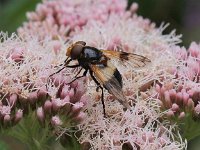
[60,133,81,150]
[0,0,41,33]
[180,113,200,141]
[2,111,54,150]
[0,141,9,150]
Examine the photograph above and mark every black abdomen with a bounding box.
[113,69,122,88]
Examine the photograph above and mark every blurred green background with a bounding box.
[0,0,200,149]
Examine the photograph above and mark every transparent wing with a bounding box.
[90,61,131,109]
[101,50,151,68]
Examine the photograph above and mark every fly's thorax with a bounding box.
[83,46,102,61]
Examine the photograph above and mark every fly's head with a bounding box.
[66,41,86,60]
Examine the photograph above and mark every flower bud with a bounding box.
[70,80,78,88]
[166,110,174,118]
[171,103,179,112]
[68,88,75,98]
[14,109,23,125]
[36,107,45,125]
[60,85,70,99]
[130,3,138,13]
[4,114,11,126]
[187,98,194,111]
[194,102,200,115]
[44,100,52,114]
[164,91,171,108]
[176,92,183,105]
[72,111,86,123]
[160,86,166,97]
[188,89,194,97]
[37,86,47,101]
[168,89,176,102]
[71,102,84,116]
[191,90,199,102]
[70,83,85,103]
[0,105,11,117]
[189,42,199,57]
[53,74,64,87]
[182,92,189,106]
[28,91,38,104]
[9,93,18,106]
[51,115,62,127]
[52,98,66,112]
[178,112,185,120]
[62,96,71,114]
[155,84,161,93]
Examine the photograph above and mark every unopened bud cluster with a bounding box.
[18,0,127,40]
[155,42,200,121]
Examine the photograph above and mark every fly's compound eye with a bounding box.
[71,44,84,59]
[75,41,86,46]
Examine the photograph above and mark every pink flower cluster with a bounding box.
[0,33,87,131]
[156,42,200,120]
[69,7,186,150]
[1,0,196,149]
[18,0,127,40]
[78,96,186,149]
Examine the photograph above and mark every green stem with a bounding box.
[2,111,54,150]
[180,113,200,141]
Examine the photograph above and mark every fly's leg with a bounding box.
[49,67,65,78]
[49,57,71,78]
[47,64,80,86]
[66,69,88,85]
[47,58,75,82]
[72,68,83,79]
[89,70,106,117]
[46,57,79,90]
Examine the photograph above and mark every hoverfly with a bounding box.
[52,41,150,116]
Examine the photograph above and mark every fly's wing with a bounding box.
[101,50,151,68]
[90,61,131,109]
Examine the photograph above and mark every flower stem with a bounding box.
[2,111,55,150]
